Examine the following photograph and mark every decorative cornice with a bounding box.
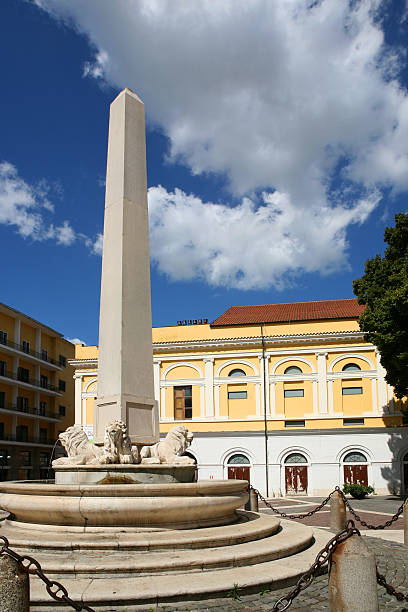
[69,331,368,366]
[153,330,366,352]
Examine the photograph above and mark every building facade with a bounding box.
[0,302,75,480]
[70,299,408,496]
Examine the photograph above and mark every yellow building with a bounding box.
[0,302,75,480]
[70,299,408,496]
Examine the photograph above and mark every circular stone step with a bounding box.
[0,510,279,551]
[27,527,333,610]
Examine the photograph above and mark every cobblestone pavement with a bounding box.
[105,536,408,612]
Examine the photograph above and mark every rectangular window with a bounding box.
[39,428,47,443]
[19,450,31,466]
[284,389,304,398]
[174,386,193,420]
[0,423,4,439]
[342,387,363,395]
[39,452,49,467]
[0,448,8,465]
[17,397,29,412]
[0,331,7,345]
[58,379,66,392]
[343,418,365,426]
[18,367,29,383]
[0,392,4,409]
[285,420,306,427]
[0,361,6,377]
[39,402,46,416]
[16,425,28,442]
[41,349,48,362]
[22,340,30,354]
[40,375,48,389]
[228,391,247,399]
[59,355,66,367]
[58,405,66,417]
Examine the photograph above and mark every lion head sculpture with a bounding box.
[140,425,194,465]
[101,419,138,464]
[52,426,103,466]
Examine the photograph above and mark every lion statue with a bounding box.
[52,426,103,466]
[101,419,138,464]
[140,425,195,465]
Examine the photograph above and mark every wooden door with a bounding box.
[344,464,368,486]
[228,465,250,484]
[285,465,308,495]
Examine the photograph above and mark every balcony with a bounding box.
[0,402,61,421]
[0,369,61,394]
[0,337,63,370]
[0,434,55,446]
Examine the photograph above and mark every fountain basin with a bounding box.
[0,479,248,530]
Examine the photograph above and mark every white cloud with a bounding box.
[148,185,380,290]
[33,0,408,288]
[0,160,100,254]
[66,337,86,345]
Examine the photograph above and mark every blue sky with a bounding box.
[0,0,407,345]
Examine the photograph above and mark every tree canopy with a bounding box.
[353,213,408,399]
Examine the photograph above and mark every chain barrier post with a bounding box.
[329,534,379,611]
[0,553,29,612]
[330,489,346,532]
[404,499,408,547]
[249,488,259,512]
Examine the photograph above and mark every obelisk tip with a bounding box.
[113,87,144,105]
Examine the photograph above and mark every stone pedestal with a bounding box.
[54,464,196,485]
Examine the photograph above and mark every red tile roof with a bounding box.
[211,299,365,327]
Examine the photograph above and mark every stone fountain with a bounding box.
[0,89,330,609]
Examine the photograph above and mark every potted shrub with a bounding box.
[343,483,375,499]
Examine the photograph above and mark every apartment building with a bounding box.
[0,302,75,480]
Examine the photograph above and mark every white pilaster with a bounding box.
[74,374,83,425]
[214,384,220,418]
[204,358,214,417]
[371,378,378,413]
[269,382,276,416]
[153,360,161,406]
[255,383,261,416]
[160,387,166,419]
[200,385,205,417]
[14,319,20,345]
[327,380,333,414]
[316,351,328,414]
[264,355,270,415]
[35,328,41,354]
[375,350,388,413]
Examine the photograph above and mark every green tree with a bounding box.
[353,213,408,399]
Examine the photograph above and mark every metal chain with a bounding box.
[337,489,405,530]
[0,536,95,612]
[251,486,405,529]
[377,569,408,603]
[250,485,335,519]
[270,520,361,611]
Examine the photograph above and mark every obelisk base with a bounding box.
[94,394,159,446]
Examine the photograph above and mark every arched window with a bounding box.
[228,368,246,377]
[284,366,303,375]
[284,453,307,464]
[227,453,250,464]
[342,363,361,372]
[343,451,367,463]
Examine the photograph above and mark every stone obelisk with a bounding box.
[94,88,159,447]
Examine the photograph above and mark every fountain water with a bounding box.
[0,89,330,609]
